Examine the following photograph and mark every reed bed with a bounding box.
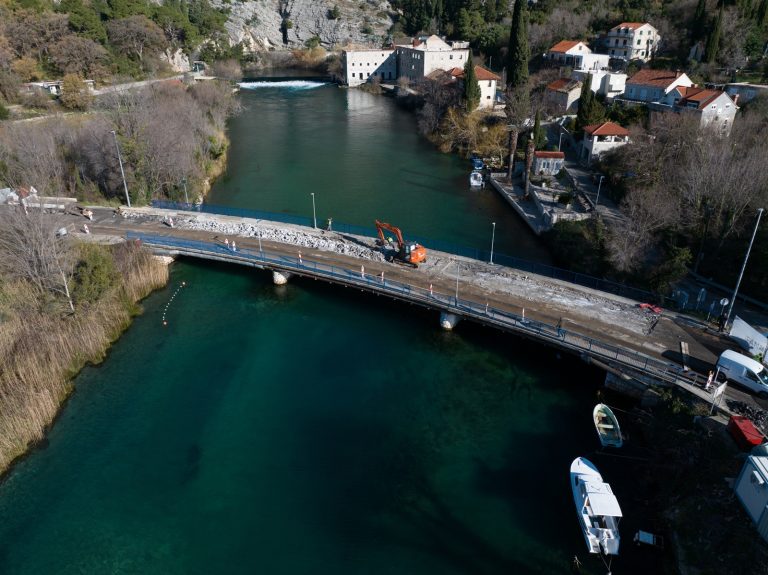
[0,243,168,473]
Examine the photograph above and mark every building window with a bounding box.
[449,54,453,59]
[637,39,641,45]
[623,39,627,46]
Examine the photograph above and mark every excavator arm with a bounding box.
[374,220,427,267]
[374,220,405,248]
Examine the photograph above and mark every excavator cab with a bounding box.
[401,242,427,265]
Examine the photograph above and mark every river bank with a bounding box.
[0,242,169,476]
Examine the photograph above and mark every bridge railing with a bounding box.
[151,200,677,309]
[129,231,704,389]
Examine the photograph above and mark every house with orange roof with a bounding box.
[580,121,631,164]
[650,87,738,134]
[546,40,610,71]
[623,69,694,103]
[544,78,582,113]
[449,65,501,109]
[605,22,660,61]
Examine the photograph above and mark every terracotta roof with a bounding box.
[549,40,584,53]
[534,151,565,159]
[546,78,580,92]
[678,88,731,109]
[627,69,687,88]
[583,121,630,136]
[611,22,648,30]
[449,65,501,82]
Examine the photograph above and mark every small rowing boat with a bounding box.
[593,403,623,448]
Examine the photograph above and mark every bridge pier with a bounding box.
[439,312,461,331]
[272,270,293,285]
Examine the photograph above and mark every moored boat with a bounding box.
[593,403,623,448]
[570,457,622,556]
[469,170,484,188]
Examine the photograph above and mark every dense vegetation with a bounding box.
[0,0,231,104]
[0,80,238,204]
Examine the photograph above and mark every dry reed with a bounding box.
[0,242,168,473]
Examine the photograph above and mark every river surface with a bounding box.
[0,81,655,574]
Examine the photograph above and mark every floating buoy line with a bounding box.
[162,281,186,326]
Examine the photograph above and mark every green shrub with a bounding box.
[72,244,119,305]
[0,102,9,120]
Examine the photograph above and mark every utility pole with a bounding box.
[490,222,496,264]
[111,130,131,208]
[725,208,763,327]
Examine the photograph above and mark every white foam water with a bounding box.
[238,80,326,90]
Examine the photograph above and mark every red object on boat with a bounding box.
[638,303,662,314]
[727,415,766,451]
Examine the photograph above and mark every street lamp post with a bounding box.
[725,208,764,327]
[595,175,605,208]
[110,130,131,208]
[490,222,496,264]
[455,260,460,306]
[558,132,564,152]
[310,192,317,229]
[181,178,189,204]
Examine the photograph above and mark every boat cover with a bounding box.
[584,480,623,517]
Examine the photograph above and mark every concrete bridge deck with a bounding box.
[56,205,756,408]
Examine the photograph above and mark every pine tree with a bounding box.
[533,109,546,150]
[705,4,724,63]
[576,74,605,132]
[463,60,481,112]
[506,0,529,90]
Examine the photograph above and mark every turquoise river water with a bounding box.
[0,81,656,574]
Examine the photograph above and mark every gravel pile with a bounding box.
[176,215,387,262]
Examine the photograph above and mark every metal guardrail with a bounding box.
[128,231,704,390]
[151,200,677,308]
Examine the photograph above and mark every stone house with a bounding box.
[580,121,630,164]
[533,151,565,176]
[545,78,582,113]
[342,49,397,87]
[395,35,470,83]
[650,88,738,135]
[449,65,501,109]
[605,22,660,61]
[622,69,694,104]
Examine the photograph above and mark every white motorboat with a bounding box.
[570,457,622,556]
[469,170,484,188]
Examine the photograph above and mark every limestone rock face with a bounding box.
[160,48,191,72]
[213,0,394,53]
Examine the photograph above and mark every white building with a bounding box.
[734,449,768,543]
[650,87,738,135]
[395,35,470,82]
[572,70,627,100]
[605,22,660,62]
[533,151,565,176]
[623,69,693,104]
[449,65,501,109]
[547,41,593,67]
[580,121,630,164]
[342,49,397,87]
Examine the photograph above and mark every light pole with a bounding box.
[595,175,605,208]
[490,222,496,264]
[455,260,460,305]
[310,192,317,229]
[725,208,764,327]
[110,130,131,208]
[181,178,189,204]
[558,132,564,152]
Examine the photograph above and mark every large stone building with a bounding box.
[395,35,470,82]
[605,22,660,61]
[341,49,397,87]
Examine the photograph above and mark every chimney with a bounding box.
[675,70,682,78]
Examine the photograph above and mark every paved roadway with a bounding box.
[57,205,764,410]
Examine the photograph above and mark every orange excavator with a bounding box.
[375,220,427,268]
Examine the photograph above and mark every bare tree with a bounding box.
[107,16,166,65]
[0,207,75,312]
[49,36,108,79]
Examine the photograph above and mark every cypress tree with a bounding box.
[463,59,481,112]
[506,0,529,90]
[576,74,593,131]
[758,0,768,28]
[705,4,724,63]
[692,0,708,40]
[533,109,546,150]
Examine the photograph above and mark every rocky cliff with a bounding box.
[214,0,395,52]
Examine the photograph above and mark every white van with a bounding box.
[717,350,768,396]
